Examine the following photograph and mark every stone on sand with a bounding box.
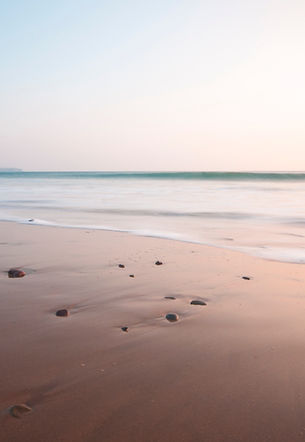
[121,326,128,332]
[242,276,251,280]
[118,264,125,268]
[8,268,26,278]
[56,309,69,317]
[166,313,179,322]
[164,296,176,300]
[190,300,207,306]
[10,404,32,418]
[155,261,163,266]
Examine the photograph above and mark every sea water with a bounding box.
[1,171,305,263]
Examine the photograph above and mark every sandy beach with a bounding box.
[1,221,305,441]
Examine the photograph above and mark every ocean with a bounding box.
[1,171,305,263]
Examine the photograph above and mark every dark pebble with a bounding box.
[190,300,207,306]
[166,313,179,322]
[164,296,176,300]
[121,326,128,332]
[56,309,69,317]
[118,264,125,268]
[10,404,32,418]
[242,276,251,280]
[8,268,26,278]
[28,219,34,222]
[155,261,163,266]
[129,274,135,278]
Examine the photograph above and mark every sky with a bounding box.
[0,0,305,171]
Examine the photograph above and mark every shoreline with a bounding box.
[1,219,305,265]
[1,222,305,441]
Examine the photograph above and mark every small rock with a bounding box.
[164,296,176,300]
[28,219,34,222]
[118,264,125,268]
[10,404,32,418]
[129,274,135,278]
[242,276,251,280]
[8,268,26,278]
[190,300,207,306]
[155,261,163,266]
[56,309,69,317]
[121,326,128,332]
[166,313,179,322]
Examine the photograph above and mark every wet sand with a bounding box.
[1,222,305,441]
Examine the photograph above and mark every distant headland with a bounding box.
[0,168,22,172]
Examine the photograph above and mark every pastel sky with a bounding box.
[1,0,304,171]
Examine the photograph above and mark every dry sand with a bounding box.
[1,222,305,441]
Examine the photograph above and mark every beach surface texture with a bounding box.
[1,221,305,442]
